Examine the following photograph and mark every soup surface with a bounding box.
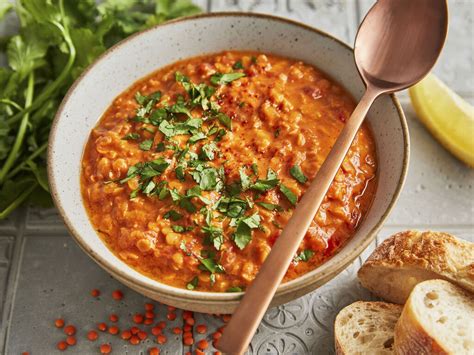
[81,51,377,292]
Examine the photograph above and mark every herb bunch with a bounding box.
[0,0,201,219]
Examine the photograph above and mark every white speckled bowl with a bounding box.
[48,13,409,313]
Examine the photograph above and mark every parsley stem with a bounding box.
[0,99,22,112]
[5,2,76,126]
[0,72,35,183]
[0,182,37,219]
[5,142,48,180]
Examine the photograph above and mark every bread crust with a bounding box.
[394,279,474,355]
[358,231,474,303]
[394,297,448,355]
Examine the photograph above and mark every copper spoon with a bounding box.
[217,0,448,353]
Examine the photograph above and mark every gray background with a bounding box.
[1,0,473,354]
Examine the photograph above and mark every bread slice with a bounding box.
[335,301,403,355]
[358,231,474,304]
[394,279,474,355]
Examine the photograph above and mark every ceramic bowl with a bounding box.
[48,13,409,313]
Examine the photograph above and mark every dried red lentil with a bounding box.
[197,339,209,350]
[100,343,112,354]
[64,325,76,336]
[144,318,153,325]
[145,303,154,311]
[133,313,144,324]
[112,290,123,300]
[66,336,77,346]
[109,314,119,322]
[172,327,182,334]
[151,326,162,336]
[87,330,99,341]
[121,330,132,340]
[55,318,65,328]
[196,324,207,334]
[138,331,147,340]
[57,341,68,351]
[97,322,108,332]
[91,289,100,297]
[167,312,177,321]
[156,334,167,344]
[149,348,160,355]
[108,325,119,335]
[130,335,140,345]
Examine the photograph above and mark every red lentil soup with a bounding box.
[81,51,377,292]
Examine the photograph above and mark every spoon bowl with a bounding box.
[355,0,448,92]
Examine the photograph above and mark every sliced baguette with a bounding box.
[335,301,403,355]
[358,231,474,304]
[394,279,474,355]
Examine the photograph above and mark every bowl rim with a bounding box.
[47,12,410,303]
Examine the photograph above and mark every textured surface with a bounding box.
[1,1,473,354]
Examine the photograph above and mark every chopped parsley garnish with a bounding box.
[257,201,283,211]
[122,133,140,140]
[233,213,261,249]
[202,224,224,250]
[172,225,194,233]
[251,178,279,192]
[199,257,225,274]
[251,163,259,175]
[233,61,244,70]
[227,286,243,292]
[210,72,246,86]
[290,165,308,183]
[200,142,218,161]
[216,112,232,130]
[293,249,315,262]
[164,210,183,221]
[279,184,298,205]
[135,91,162,106]
[239,167,251,191]
[186,276,199,290]
[139,139,153,151]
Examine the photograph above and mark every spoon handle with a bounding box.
[217,86,381,354]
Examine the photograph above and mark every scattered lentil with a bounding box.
[196,324,207,334]
[100,343,112,354]
[112,290,123,300]
[108,325,119,335]
[57,341,68,351]
[97,322,108,332]
[64,325,76,336]
[87,330,99,341]
[156,334,167,345]
[55,318,65,328]
[91,289,100,297]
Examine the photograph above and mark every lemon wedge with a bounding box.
[409,74,474,167]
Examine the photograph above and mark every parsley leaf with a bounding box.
[280,184,298,205]
[293,249,315,262]
[139,139,153,151]
[122,133,140,140]
[233,61,244,70]
[290,165,308,183]
[210,72,246,85]
[216,112,232,130]
[239,167,251,191]
[186,276,199,290]
[227,286,243,292]
[164,210,183,221]
[200,141,218,161]
[199,258,225,274]
[257,202,283,211]
[233,213,261,249]
[202,224,224,250]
